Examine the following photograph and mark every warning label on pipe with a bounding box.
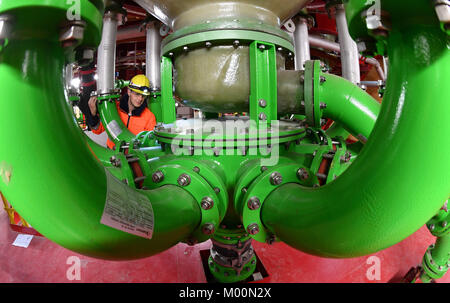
[100,169,154,239]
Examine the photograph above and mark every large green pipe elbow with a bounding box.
[320,73,380,140]
[0,38,201,260]
[261,24,450,258]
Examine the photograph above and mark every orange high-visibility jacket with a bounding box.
[92,94,156,149]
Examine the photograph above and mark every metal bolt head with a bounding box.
[258,113,267,121]
[193,166,200,173]
[258,99,267,108]
[247,223,260,235]
[320,102,327,109]
[205,41,212,48]
[233,40,240,47]
[202,223,215,235]
[247,197,261,210]
[429,224,435,231]
[177,174,191,186]
[183,46,189,52]
[258,44,266,51]
[201,196,214,210]
[270,172,283,185]
[297,168,309,181]
[442,221,448,228]
[320,76,326,83]
[152,170,164,183]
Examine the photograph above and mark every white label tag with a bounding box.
[100,169,154,239]
[12,234,34,248]
[106,120,123,140]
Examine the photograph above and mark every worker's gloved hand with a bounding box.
[88,96,98,116]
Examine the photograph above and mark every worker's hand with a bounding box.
[88,96,98,116]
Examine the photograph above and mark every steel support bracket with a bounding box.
[249,41,278,127]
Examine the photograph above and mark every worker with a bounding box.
[88,74,156,149]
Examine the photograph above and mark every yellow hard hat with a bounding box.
[128,74,151,96]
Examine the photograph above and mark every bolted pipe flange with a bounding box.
[152,170,164,183]
[177,173,191,186]
[270,172,283,185]
[247,223,260,235]
[201,196,214,210]
[247,197,261,210]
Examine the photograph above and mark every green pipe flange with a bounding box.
[304,61,324,128]
[145,163,221,244]
[97,94,120,102]
[163,18,293,46]
[242,163,312,243]
[162,29,294,57]
[213,225,252,245]
[426,206,450,237]
[234,157,298,214]
[208,254,257,283]
[422,245,450,280]
[154,157,228,220]
[153,122,306,149]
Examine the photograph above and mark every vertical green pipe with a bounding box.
[260,23,450,258]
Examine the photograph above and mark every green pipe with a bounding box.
[97,99,136,145]
[320,73,380,140]
[261,22,450,258]
[0,36,201,260]
[325,122,350,140]
[85,134,115,167]
[430,235,450,268]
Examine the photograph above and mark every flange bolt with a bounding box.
[152,170,164,183]
[297,168,309,181]
[270,172,283,185]
[247,223,260,235]
[178,174,191,186]
[201,197,214,210]
[247,197,261,210]
[202,223,215,235]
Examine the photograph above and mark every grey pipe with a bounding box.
[97,11,119,95]
[335,4,360,84]
[308,35,385,81]
[293,17,310,70]
[146,22,162,91]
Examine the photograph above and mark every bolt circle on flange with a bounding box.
[241,163,312,243]
[145,163,223,243]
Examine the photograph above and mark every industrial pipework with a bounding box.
[0,0,448,283]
